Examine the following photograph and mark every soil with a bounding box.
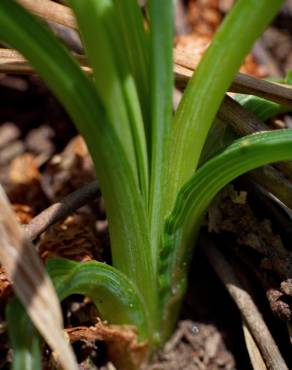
[0,1,292,369]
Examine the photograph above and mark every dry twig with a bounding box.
[247,165,292,209]
[0,48,90,74]
[2,46,291,109]
[174,48,292,107]
[14,0,292,105]
[18,0,76,29]
[25,180,99,240]
[201,235,288,370]
[242,322,267,370]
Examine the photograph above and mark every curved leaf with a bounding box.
[7,258,151,369]
[166,0,284,214]
[46,258,150,342]
[160,129,292,338]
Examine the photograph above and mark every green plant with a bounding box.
[0,0,291,367]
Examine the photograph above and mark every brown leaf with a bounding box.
[0,186,78,370]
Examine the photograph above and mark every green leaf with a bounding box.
[285,70,292,84]
[6,258,151,369]
[6,299,41,370]
[236,94,287,121]
[68,0,149,198]
[0,0,157,331]
[166,0,284,213]
[112,0,150,121]
[202,71,292,165]
[148,0,174,266]
[160,128,292,339]
[47,258,150,342]
[235,72,292,121]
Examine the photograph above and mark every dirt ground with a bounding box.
[0,1,292,369]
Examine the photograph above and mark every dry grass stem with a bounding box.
[18,0,76,29]
[1,45,292,111]
[6,1,292,107]
[248,165,292,209]
[218,95,292,180]
[174,48,292,106]
[242,322,267,370]
[202,235,288,370]
[0,48,91,74]
[0,186,78,370]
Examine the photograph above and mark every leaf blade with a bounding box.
[0,0,158,337]
[148,0,174,266]
[167,0,284,213]
[160,128,292,339]
[47,258,150,342]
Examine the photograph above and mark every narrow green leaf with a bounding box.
[235,73,292,121]
[148,0,174,266]
[167,0,284,213]
[47,258,150,342]
[6,299,41,370]
[160,128,292,339]
[68,0,149,198]
[235,94,286,121]
[112,0,150,121]
[0,0,157,332]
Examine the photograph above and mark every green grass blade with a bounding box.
[148,0,174,264]
[160,128,292,339]
[0,0,157,331]
[46,258,150,342]
[236,94,288,121]
[167,0,284,212]
[235,70,292,120]
[112,0,150,122]
[68,0,149,197]
[235,98,291,122]
[6,299,41,370]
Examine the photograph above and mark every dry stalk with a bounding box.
[1,44,292,110]
[26,180,99,240]
[201,235,288,370]
[0,48,90,74]
[17,0,76,29]
[218,95,292,180]
[174,48,292,107]
[243,322,267,370]
[14,0,292,105]
[248,165,292,209]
